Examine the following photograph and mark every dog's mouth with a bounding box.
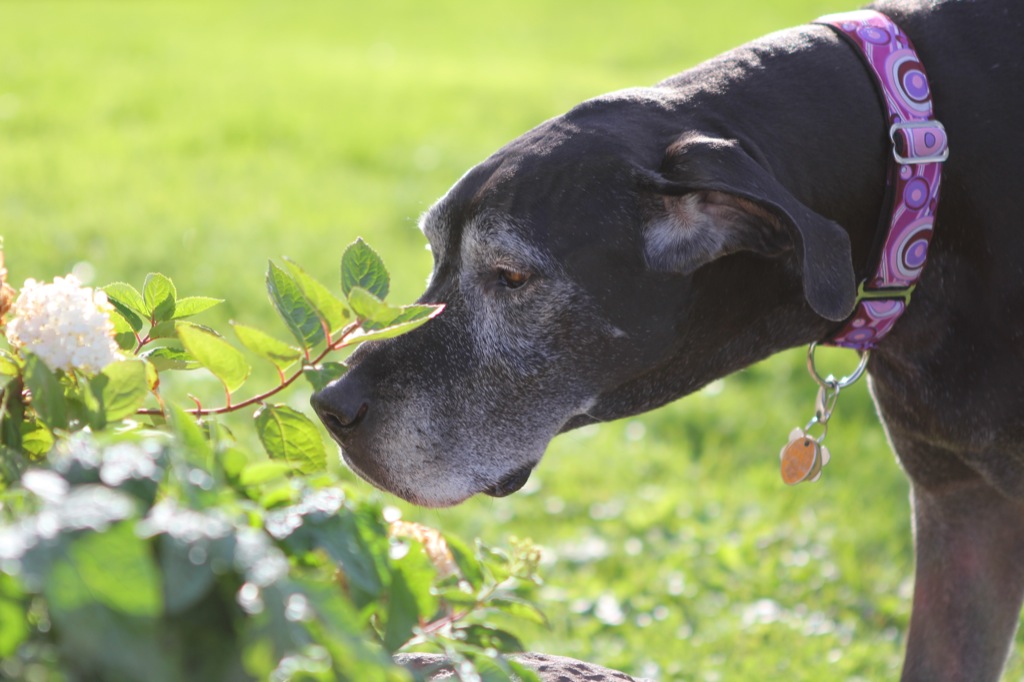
[483,464,534,498]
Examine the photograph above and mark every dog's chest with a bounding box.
[869,335,1024,498]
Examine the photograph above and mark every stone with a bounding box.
[394,652,654,682]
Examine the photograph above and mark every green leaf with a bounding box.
[468,652,517,682]
[347,285,386,321]
[219,447,249,480]
[341,238,389,300]
[143,273,177,322]
[443,533,486,590]
[259,482,298,508]
[108,309,139,351]
[0,574,27,659]
[0,350,19,377]
[108,299,145,337]
[459,624,525,652]
[157,534,216,615]
[347,287,442,335]
[394,538,439,622]
[239,460,292,486]
[149,320,179,340]
[47,603,177,682]
[167,403,212,463]
[283,258,353,334]
[382,303,442,327]
[203,417,235,446]
[310,513,386,602]
[490,597,549,627]
[436,586,482,607]
[506,661,543,682]
[64,384,98,430]
[141,346,200,371]
[479,545,511,583]
[266,261,325,349]
[170,296,223,319]
[289,578,370,646]
[143,360,159,391]
[23,353,67,429]
[382,568,419,653]
[45,521,162,618]
[232,323,301,371]
[346,286,405,330]
[253,404,326,474]
[346,304,443,344]
[258,481,298,508]
[302,362,347,392]
[176,322,251,394]
[89,359,150,423]
[103,282,149,322]
[20,420,54,457]
[2,386,26,451]
[0,357,17,406]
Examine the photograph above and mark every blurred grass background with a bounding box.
[3,1,1021,680]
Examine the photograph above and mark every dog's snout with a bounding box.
[311,381,368,437]
[323,401,368,433]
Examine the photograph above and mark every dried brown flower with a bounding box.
[389,520,457,579]
[0,241,15,327]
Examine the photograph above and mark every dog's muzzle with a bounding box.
[310,377,379,479]
[483,464,533,497]
[312,375,538,504]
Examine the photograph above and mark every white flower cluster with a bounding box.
[6,275,122,374]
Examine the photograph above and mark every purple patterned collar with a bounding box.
[814,10,949,350]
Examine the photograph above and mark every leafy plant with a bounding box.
[0,238,544,681]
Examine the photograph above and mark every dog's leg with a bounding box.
[901,475,1024,682]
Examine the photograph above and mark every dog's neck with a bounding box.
[812,10,947,351]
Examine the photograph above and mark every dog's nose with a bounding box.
[310,381,368,438]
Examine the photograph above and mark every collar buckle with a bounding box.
[890,120,949,165]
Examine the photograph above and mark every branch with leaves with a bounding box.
[2,238,442,471]
[0,236,547,682]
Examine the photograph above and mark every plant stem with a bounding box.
[418,583,501,636]
[136,321,360,417]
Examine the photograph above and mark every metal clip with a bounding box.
[889,120,949,165]
[856,279,916,305]
[779,344,870,485]
[806,342,869,391]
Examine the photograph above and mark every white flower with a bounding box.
[6,274,122,374]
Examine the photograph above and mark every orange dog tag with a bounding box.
[779,428,830,485]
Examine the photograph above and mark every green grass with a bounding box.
[3,1,1023,679]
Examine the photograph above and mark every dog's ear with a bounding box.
[639,136,856,322]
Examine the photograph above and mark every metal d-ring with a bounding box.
[806,342,870,391]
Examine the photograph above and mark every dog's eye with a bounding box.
[496,267,531,290]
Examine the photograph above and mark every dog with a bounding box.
[312,1,1024,679]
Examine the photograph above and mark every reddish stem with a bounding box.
[418,584,498,636]
[135,333,152,354]
[136,321,360,417]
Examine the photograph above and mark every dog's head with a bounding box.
[312,89,856,507]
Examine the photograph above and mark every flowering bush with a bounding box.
[0,237,545,681]
[6,275,122,374]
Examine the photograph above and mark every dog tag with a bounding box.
[779,427,830,485]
